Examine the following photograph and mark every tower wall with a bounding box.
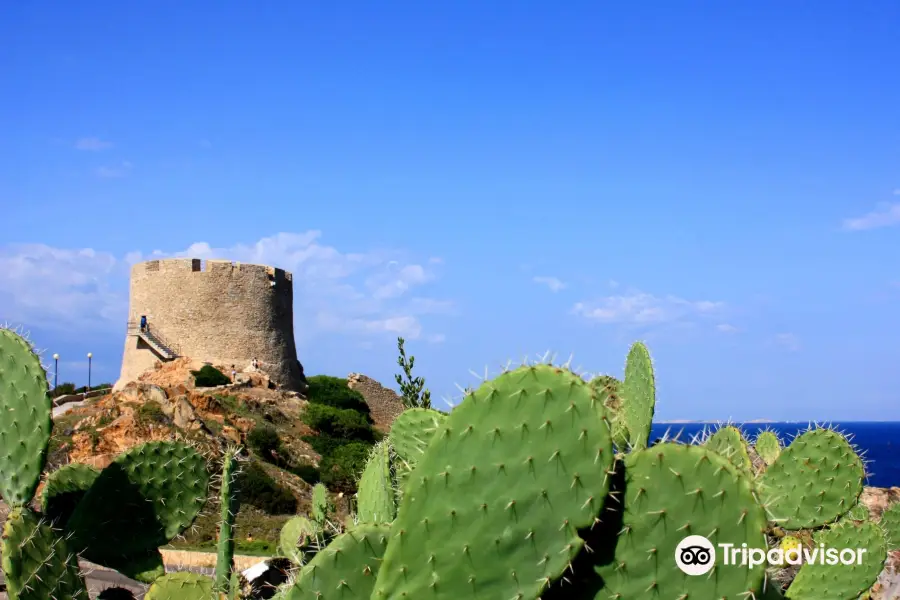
[115,258,303,390]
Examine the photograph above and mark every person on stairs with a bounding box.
[140,315,147,333]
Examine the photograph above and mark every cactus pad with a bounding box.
[65,441,210,570]
[879,501,900,551]
[845,498,871,522]
[758,428,865,530]
[279,516,323,564]
[0,328,53,506]
[754,430,782,466]
[40,463,100,527]
[590,443,769,598]
[282,524,390,600]
[786,519,887,599]
[705,425,753,472]
[372,363,615,599]
[311,483,328,525]
[145,571,215,600]
[622,341,655,450]
[0,506,87,600]
[388,407,445,466]
[356,440,396,524]
[590,375,629,450]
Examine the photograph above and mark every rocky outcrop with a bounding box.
[346,373,406,433]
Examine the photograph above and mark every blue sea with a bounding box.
[649,422,900,489]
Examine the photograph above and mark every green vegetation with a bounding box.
[190,364,230,387]
[300,376,379,494]
[136,400,168,425]
[304,375,370,414]
[236,459,297,515]
[394,336,432,409]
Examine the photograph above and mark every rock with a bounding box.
[221,425,242,444]
[346,373,406,433]
[116,382,168,405]
[161,394,198,429]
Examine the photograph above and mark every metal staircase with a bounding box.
[127,321,179,360]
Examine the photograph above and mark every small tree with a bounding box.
[394,337,431,409]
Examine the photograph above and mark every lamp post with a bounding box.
[87,352,93,393]
[52,353,59,390]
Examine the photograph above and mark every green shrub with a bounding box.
[305,375,370,415]
[49,382,77,398]
[136,401,168,425]
[319,441,372,493]
[301,403,374,441]
[191,364,230,387]
[247,424,282,460]
[289,463,321,485]
[237,460,298,515]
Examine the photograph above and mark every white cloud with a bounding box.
[0,232,448,342]
[842,201,900,231]
[532,276,566,292]
[367,264,434,299]
[716,323,739,333]
[95,161,132,178]
[774,333,801,352]
[572,290,723,326]
[75,137,113,151]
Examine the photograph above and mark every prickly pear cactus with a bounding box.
[0,506,88,600]
[758,427,865,530]
[40,462,100,527]
[879,501,900,551]
[356,440,396,524]
[705,424,753,472]
[311,483,328,525]
[845,498,870,522]
[588,443,769,598]
[786,519,887,599]
[621,341,655,450]
[754,430,782,466]
[372,363,615,599]
[144,571,215,600]
[281,524,390,599]
[65,441,210,574]
[215,448,239,594]
[279,516,323,564]
[0,328,53,507]
[590,375,629,450]
[388,407,446,466]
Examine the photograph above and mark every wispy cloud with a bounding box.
[572,290,723,327]
[533,276,566,292]
[774,333,801,352]
[716,323,740,333]
[842,191,900,231]
[95,161,132,178]
[0,232,450,342]
[75,137,113,151]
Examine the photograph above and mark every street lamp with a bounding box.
[52,354,59,390]
[87,352,93,393]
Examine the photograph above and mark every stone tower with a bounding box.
[115,258,304,391]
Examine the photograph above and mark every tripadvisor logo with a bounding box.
[675,536,868,575]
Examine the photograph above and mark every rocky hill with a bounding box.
[39,357,407,556]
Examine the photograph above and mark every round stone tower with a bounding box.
[115,258,304,391]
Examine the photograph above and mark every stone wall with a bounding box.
[116,258,304,391]
[346,373,406,433]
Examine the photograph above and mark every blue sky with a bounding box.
[1,2,898,421]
